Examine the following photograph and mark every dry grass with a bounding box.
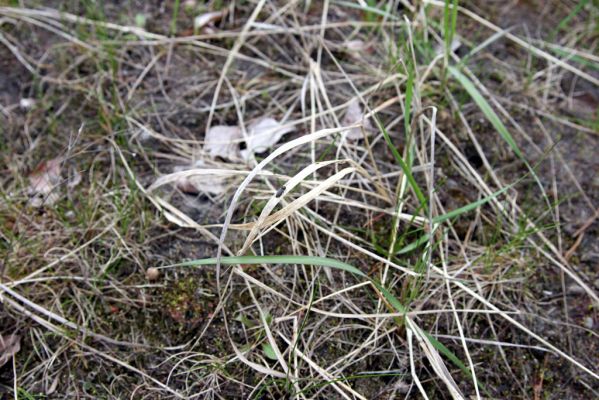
[0,0,598,398]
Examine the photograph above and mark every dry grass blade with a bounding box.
[1,1,597,398]
[239,160,340,254]
[407,319,465,400]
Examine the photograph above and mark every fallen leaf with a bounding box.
[341,98,372,141]
[0,333,20,367]
[28,157,62,207]
[204,125,242,161]
[240,117,294,161]
[174,161,227,196]
[194,10,225,30]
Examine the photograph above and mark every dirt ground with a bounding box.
[0,0,598,399]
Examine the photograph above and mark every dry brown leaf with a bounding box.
[28,157,62,207]
[341,98,372,141]
[0,333,20,367]
[240,117,294,161]
[204,125,242,161]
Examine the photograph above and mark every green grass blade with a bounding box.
[372,281,407,313]
[449,65,553,213]
[448,66,523,159]
[376,119,428,213]
[171,255,366,277]
[443,0,459,59]
[424,332,469,376]
[170,0,180,36]
[394,233,431,255]
[372,280,487,394]
[423,332,492,396]
[178,255,483,395]
[550,0,590,40]
[450,0,458,41]
[548,47,599,71]
[433,181,515,224]
[404,65,414,143]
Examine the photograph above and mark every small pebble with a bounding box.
[146,267,160,281]
[583,316,594,329]
[19,98,35,109]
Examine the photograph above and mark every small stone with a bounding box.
[146,267,160,281]
[583,316,594,329]
[19,98,35,109]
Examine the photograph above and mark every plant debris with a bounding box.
[27,157,62,207]
[204,125,242,161]
[0,334,20,368]
[173,160,227,196]
[341,98,372,141]
[240,117,294,161]
[193,10,226,31]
